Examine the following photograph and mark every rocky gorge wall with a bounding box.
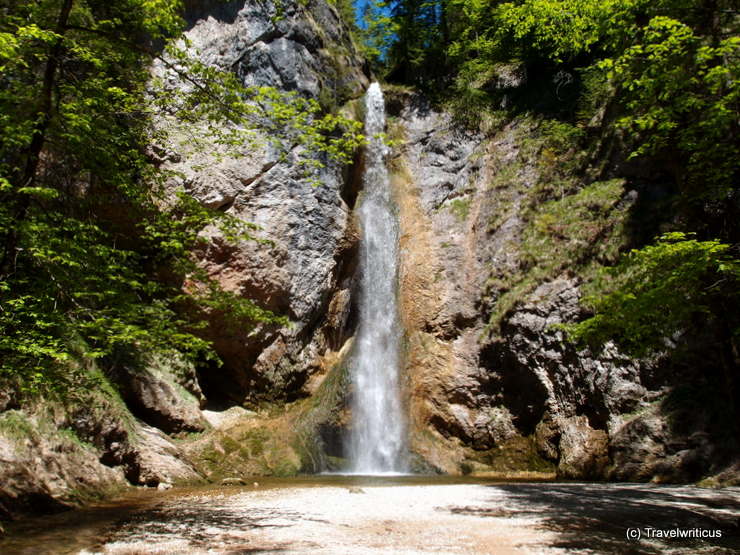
[2,0,738,530]
[169,0,368,405]
[388,90,738,485]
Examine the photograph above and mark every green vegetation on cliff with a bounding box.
[0,0,363,397]
[359,0,739,409]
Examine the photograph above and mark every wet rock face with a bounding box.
[393,96,724,481]
[394,102,511,473]
[167,0,368,403]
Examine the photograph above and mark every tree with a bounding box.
[354,0,397,72]
[563,232,740,411]
[378,0,448,84]
[435,0,739,390]
[601,16,739,207]
[567,233,740,356]
[0,0,363,393]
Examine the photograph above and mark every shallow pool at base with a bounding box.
[2,478,738,554]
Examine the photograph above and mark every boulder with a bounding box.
[117,360,208,436]
[0,410,126,520]
[125,424,202,487]
[557,416,609,479]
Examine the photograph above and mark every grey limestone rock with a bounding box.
[164,0,368,403]
[557,415,609,479]
[394,98,700,481]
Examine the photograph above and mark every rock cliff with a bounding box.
[389,92,737,484]
[169,0,368,405]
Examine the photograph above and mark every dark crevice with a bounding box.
[478,339,549,436]
[183,0,243,28]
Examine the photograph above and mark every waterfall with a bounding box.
[347,83,407,475]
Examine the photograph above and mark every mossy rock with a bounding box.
[472,436,556,473]
[291,340,353,472]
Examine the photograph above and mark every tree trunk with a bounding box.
[0,0,74,278]
[21,0,75,188]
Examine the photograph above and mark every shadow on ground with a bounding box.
[91,498,297,553]
[464,483,740,554]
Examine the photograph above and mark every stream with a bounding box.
[2,477,738,554]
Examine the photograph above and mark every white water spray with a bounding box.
[347,83,407,474]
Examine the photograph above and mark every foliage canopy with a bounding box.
[565,233,740,357]
[359,0,739,356]
[0,0,363,393]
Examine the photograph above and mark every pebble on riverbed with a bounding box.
[220,478,246,486]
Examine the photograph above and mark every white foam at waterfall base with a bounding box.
[346,83,408,475]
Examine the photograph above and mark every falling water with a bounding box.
[347,83,407,474]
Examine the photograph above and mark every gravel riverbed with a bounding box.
[2,479,739,554]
